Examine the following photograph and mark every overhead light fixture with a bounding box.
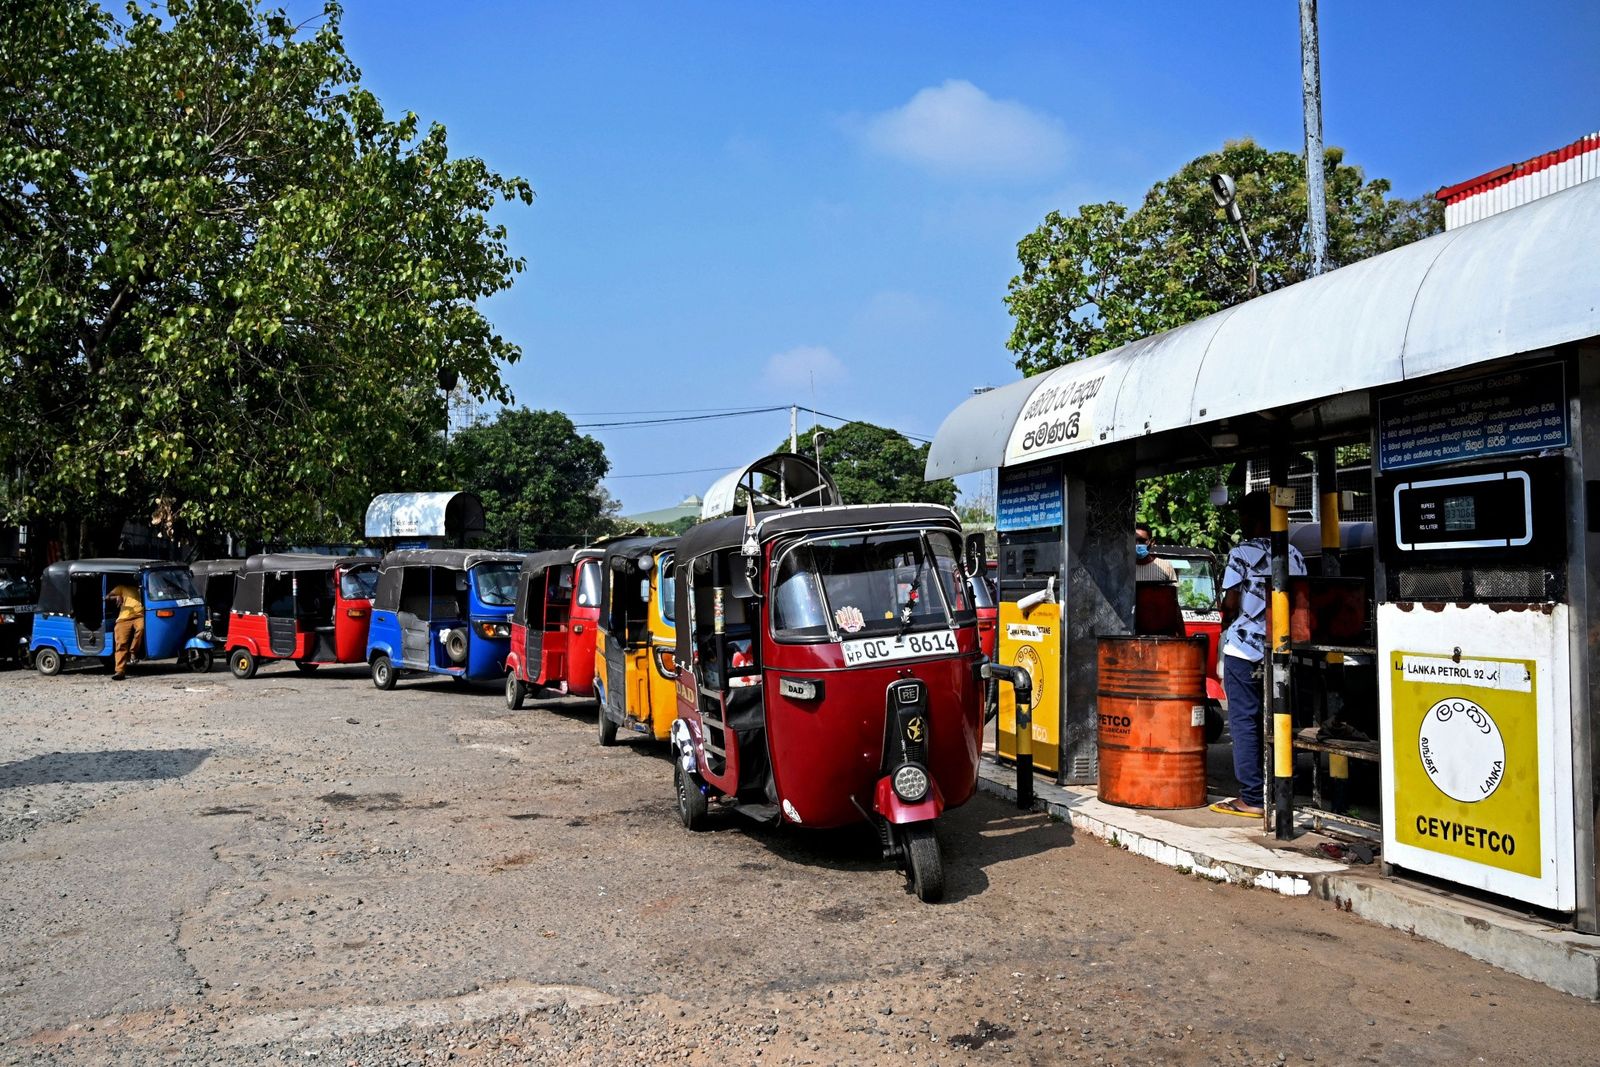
[1210,431,1240,449]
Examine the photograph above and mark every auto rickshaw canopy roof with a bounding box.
[518,548,579,578]
[678,503,963,561]
[35,559,189,614]
[376,549,525,573]
[189,559,245,580]
[926,177,1600,478]
[241,552,373,575]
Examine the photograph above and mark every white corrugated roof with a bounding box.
[926,178,1600,478]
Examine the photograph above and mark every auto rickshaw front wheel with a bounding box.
[505,672,526,710]
[597,706,618,746]
[371,654,396,691]
[229,648,258,680]
[34,648,61,677]
[675,760,709,831]
[185,648,214,674]
[295,660,319,674]
[903,825,945,903]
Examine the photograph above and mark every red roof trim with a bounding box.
[1435,131,1600,204]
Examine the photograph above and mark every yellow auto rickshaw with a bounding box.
[593,536,678,745]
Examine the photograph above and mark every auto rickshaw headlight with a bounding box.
[892,763,930,803]
[637,554,654,573]
[475,621,510,639]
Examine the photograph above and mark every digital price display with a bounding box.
[1392,471,1530,551]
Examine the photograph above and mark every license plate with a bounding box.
[840,629,958,667]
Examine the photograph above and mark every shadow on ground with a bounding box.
[0,748,211,789]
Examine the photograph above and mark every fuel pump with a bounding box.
[994,459,1065,775]
[1376,369,1578,911]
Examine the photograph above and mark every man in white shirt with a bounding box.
[1210,491,1305,817]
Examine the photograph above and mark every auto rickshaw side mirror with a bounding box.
[964,532,987,575]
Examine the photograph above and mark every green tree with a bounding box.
[446,408,612,549]
[778,422,957,508]
[1005,139,1441,373]
[1005,140,1441,547]
[0,0,532,552]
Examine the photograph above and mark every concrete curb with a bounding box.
[975,761,1600,1000]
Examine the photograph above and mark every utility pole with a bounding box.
[789,405,798,454]
[1299,0,1329,277]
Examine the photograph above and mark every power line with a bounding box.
[566,405,774,416]
[800,407,934,444]
[607,464,736,480]
[573,406,788,429]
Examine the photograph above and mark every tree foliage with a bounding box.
[0,0,532,551]
[1005,140,1442,548]
[1005,139,1442,374]
[446,408,612,549]
[777,422,956,509]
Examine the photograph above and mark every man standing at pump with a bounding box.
[1211,490,1304,818]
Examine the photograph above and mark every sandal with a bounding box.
[1209,798,1263,818]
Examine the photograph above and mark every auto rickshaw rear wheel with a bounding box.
[505,672,525,710]
[675,759,709,830]
[371,653,396,691]
[295,660,319,674]
[186,648,214,674]
[34,648,61,676]
[904,825,945,903]
[229,648,257,680]
[597,706,618,746]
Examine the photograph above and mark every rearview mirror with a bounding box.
[964,532,986,574]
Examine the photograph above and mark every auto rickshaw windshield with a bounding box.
[1169,557,1217,610]
[146,568,198,601]
[576,561,601,608]
[0,564,36,605]
[472,562,519,607]
[340,567,379,600]
[772,530,962,641]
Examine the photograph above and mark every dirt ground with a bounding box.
[1,661,1597,1066]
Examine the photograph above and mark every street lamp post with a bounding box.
[1209,173,1260,295]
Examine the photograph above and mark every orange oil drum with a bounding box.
[1095,635,1208,809]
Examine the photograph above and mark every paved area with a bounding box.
[2,662,1598,1065]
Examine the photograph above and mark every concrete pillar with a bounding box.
[1060,449,1138,784]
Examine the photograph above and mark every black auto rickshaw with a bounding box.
[189,559,245,646]
[0,557,39,666]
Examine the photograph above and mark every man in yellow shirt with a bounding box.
[106,578,144,680]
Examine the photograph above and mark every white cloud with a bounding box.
[852,80,1068,180]
[764,345,845,392]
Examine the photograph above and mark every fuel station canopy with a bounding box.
[927,178,1600,480]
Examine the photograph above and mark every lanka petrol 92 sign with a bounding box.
[1390,651,1540,879]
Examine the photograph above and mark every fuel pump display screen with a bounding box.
[1394,472,1529,550]
[1442,495,1476,532]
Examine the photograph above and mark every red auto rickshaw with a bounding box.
[1162,545,1225,738]
[226,553,378,678]
[504,547,603,709]
[669,455,985,902]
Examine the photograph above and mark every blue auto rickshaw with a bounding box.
[29,559,213,675]
[365,549,523,689]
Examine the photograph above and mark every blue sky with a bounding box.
[314,1,1600,514]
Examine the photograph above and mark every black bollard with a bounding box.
[981,663,1035,810]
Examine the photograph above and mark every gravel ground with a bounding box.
[1,660,1597,1065]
